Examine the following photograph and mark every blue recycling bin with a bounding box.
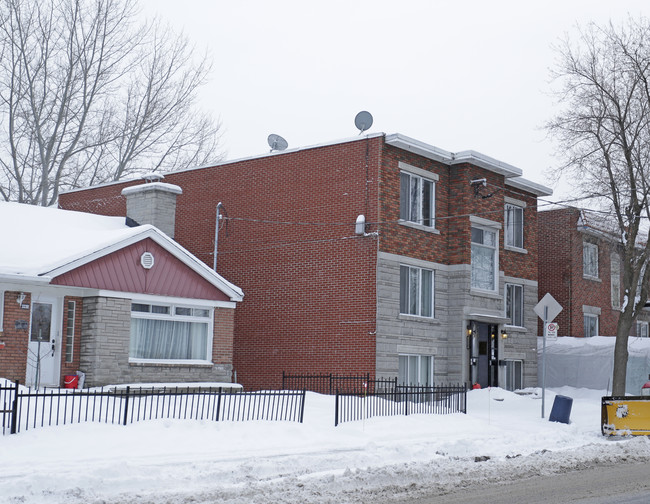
[549,394,573,424]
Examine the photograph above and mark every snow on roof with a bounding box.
[0,201,142,278]
[0,202,244,301]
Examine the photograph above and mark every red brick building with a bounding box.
[59,133,551,390]
[538,207,650,338]
[0,201,242,388]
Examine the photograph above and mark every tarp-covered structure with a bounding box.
[538,336,650,394]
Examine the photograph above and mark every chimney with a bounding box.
[121,175,182,238]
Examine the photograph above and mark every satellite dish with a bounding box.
[354,111,373,134]
[268,134,288,152]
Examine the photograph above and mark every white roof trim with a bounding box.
[43,225,243,302]
[505,177,553,196]
[385,133,522,178]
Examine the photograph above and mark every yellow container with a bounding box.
[601,396,650,436]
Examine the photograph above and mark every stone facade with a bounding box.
[80,296,233,387]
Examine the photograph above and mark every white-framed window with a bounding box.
[504,204,524,249]
[129,302,213,363]
[400,171,435,228]
[65,300,75,363]
[0,290,4,332]
[400,265,434,318]
[611,252,621,309]
[503,359,523,391]
[584,314,598,338]
[398,354,434,386]
[637,321,649,338]
[505,284,524,327]
[471,226,498,291]
[583,242,599,278]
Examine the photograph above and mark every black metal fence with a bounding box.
[282,372,398,395]
[334,384,467,426]
[0,382,306,435]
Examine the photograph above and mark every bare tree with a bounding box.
[0,0,223,206]
[548,17,650,395]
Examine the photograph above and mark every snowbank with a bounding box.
[1,387,649,503]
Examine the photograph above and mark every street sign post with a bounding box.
[534,293,563,419]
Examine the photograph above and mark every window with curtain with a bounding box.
[583,242,598,278]
[400,171,435,228]
[504,204,524,249]
[400,265,434,318]
[471,226,498,291]
[398,354,434,386]
[584,314,598,337]
[130,303,212,362]
[505,283,523,327]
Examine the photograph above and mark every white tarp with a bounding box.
[537,336,650,394]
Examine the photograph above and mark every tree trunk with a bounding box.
[612,314,634,396]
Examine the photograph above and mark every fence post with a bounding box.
[334,390,339,427]
[10,380,19,435]
[216,387,222,421]
[122,386,131,426]
[405,386,409,416]
[299,389,306,423]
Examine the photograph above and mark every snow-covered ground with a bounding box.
[1,386,649,504]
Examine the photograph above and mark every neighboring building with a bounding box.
[538,207,650,338]
[0,199,242,387]
[59,133,551,391]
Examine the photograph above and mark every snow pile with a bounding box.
[1,386,649,503]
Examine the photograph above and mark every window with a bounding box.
[0,290,4,332]
[505,284,524,327]
[611,252,621,309]
[130,302,212,362]
[398,354,434,386]
[637,321,649,338]
[584,314,598,337]
[400,265,434,318]
[504,204,524,249]
[503,360,523,391]
[471,226,498,291]
[65,301,75,363]
[583,242,599,278]
[400,171,435,228]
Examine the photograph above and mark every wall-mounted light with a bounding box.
[17,292,26,305]
[467,325,473,337]
[501,330,508,339]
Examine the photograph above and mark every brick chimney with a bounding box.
[121,176,182,238]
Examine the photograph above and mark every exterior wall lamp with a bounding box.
[501,329,508,339]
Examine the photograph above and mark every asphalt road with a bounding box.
[407,461,650,504]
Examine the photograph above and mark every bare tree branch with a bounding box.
[0,0,223,205]
[547,16,650,395]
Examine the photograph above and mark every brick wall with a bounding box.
[0,291,32,383]
[538,208,632,337]
[59,136,544,389]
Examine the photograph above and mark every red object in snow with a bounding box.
[642,380,650,397]
[472,383,481,390]
[64,375,79,389]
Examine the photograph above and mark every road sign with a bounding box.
[534,293,563,323]
[546,323,558,339]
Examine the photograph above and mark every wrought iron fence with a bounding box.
[0,381,306,435]
[334,384,467,426]
[282,372,398,395]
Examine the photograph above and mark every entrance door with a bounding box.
[26,298,61,388]
[470,322,499,388]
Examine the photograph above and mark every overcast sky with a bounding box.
[140,0,649,201]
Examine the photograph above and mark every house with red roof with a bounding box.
[0,197,243,388]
